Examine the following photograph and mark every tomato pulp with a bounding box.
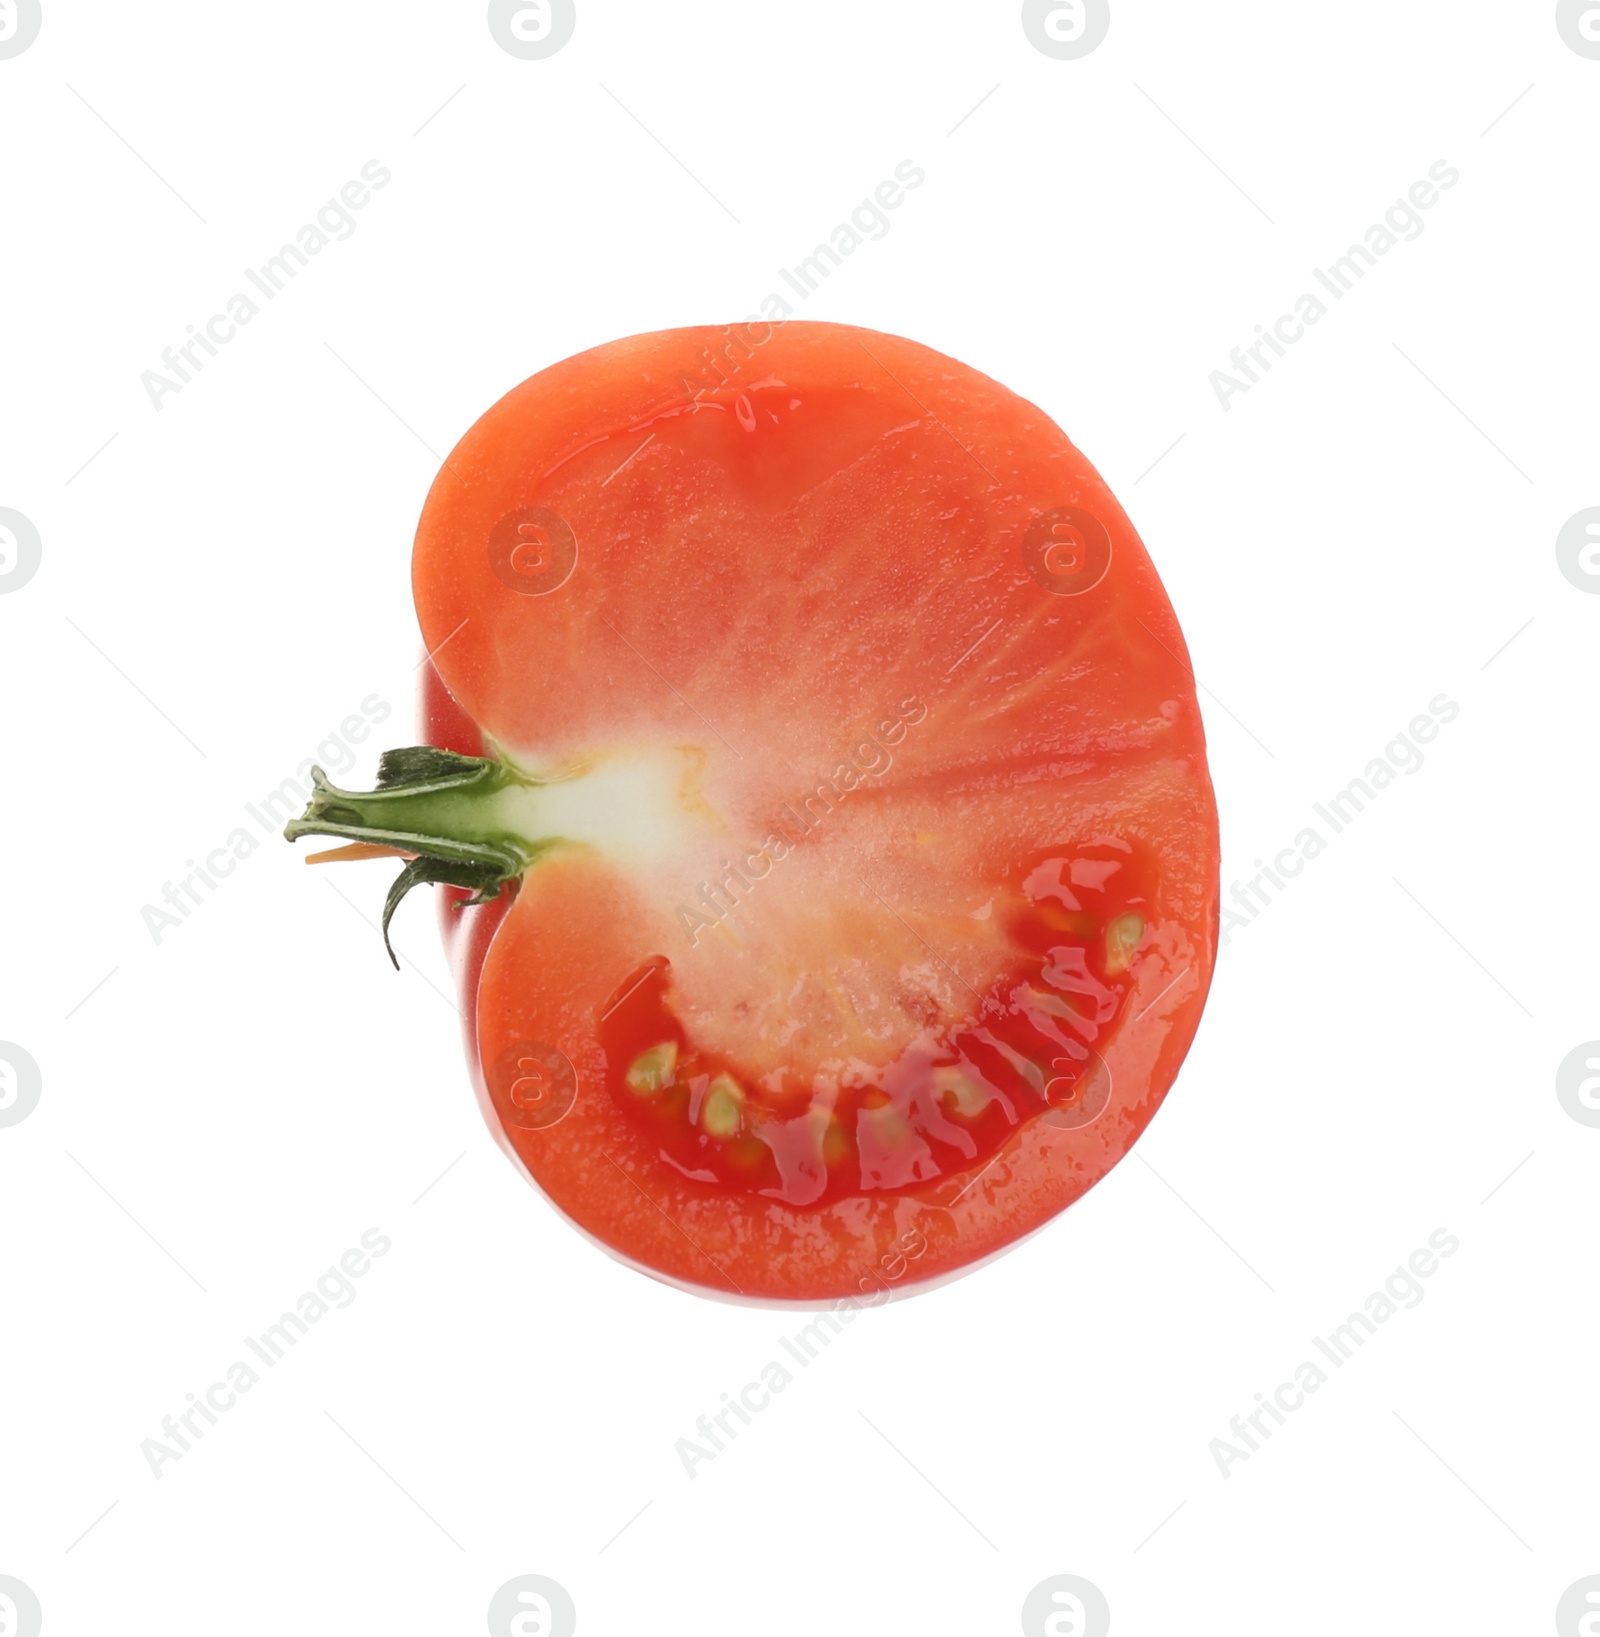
[308,322,1219,1302]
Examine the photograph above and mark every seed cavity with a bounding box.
[1039,904,1098,937]
[1024,986,1077,1020]
[626,1041,678,1095]
[857,1102,913,1151]
[701,1073,744,1137]
[820,1116,851,1166]
[1104,913,1146,976]
[933,1065,993,1119]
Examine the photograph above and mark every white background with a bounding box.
[2,2,1597,1633]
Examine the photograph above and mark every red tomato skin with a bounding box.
[412,323,1220,1304]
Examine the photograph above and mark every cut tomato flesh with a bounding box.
[416,322,1219,1301]
[593,835,1150,1208]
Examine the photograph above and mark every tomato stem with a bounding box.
[283,746,555,966]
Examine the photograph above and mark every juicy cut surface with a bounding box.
[413,323,1219,1294]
